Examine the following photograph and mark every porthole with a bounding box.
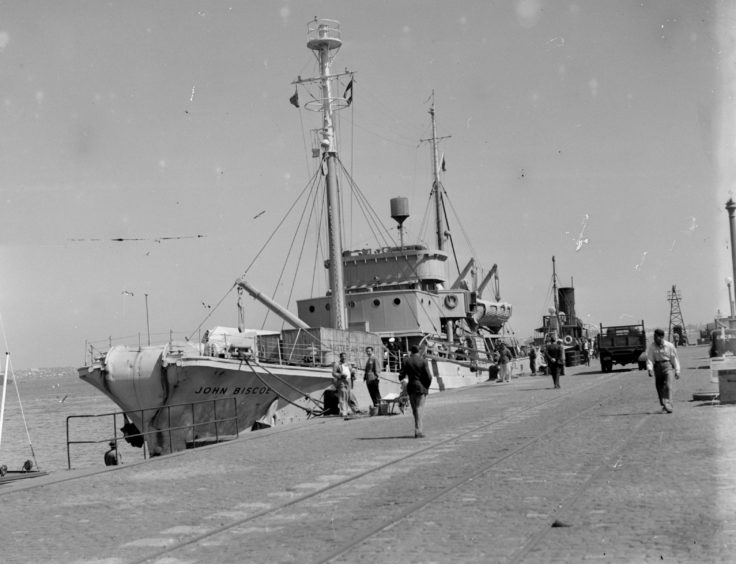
[444,295,458,309]
[349,301,356,308]
[308,305,315,313]
[372,299,380,307]
[393,298,401,306]
[326,303,331,310]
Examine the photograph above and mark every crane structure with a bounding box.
[666,285,687,346]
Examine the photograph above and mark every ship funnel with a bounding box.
[558,287,576,322]
[390,197,410,247]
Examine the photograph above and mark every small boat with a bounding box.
[79,18,516,455]
[0,352,47,484]
[534,256,593,365]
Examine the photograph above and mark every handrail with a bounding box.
[65,396,239,470]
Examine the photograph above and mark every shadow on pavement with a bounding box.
[355,435,416,441]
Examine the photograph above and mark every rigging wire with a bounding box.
[438,185,462,278]
[0,311,41,470]
[240,166,324,279]
[295,88,313,177]
[279,173,323,330]
[244,359,326,416]
[262,167,322,330]
[442,184,480,263]
[190,167,324,339]
[334,156,396,248]
[310,189,327,299]
[341,83,422,147]
[188,287,237,342]
[417,191,433,246]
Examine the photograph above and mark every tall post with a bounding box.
[727,199,736,313]
[308,19,347,330]
[552,256,562,339]
[727,278,735,317]
[145,293,151,346]
[0,352,9,452]
[429,101,446,252]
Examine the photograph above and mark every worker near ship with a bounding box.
[399,345,433,438]
[544,337,564,389]
[645,328,680,414]
[528,346,537,375]
[363,346,382,407]
[496,343,512,383]
[104,440,122,466]
[332,352,353,417]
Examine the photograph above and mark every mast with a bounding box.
[0,352,9,452]
[429,100,446,252]
[306,18,348,330]
[552,256,562,339]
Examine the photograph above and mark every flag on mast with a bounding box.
[343,79,353,106]
[289,88,299,108]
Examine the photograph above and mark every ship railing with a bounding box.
[84,330,197,364]
[257,332,380,369]
[65,396,238,470]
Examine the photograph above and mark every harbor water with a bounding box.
[0,367,140,472]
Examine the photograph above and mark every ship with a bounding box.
[534,256,593,366]
[78,18,514,455]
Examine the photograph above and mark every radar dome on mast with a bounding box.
[390,197,410,247]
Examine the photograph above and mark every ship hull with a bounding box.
[79,343,337,454]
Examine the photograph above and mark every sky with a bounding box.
[0,0,735,369]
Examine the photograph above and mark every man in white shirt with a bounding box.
[645,328,681,413]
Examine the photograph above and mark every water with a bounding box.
[0,367,144,473]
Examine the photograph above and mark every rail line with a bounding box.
[315,390,652,564]
[131,373,626,564]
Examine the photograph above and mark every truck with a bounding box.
[596,321,647,373]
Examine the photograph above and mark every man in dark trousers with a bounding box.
[646,328,681,413]
[544,337,564,389]
[363,346,382,407]
[399,345,433,438]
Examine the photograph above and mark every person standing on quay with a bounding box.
[363,346,382,407]
[646,328,680,413]
[399,345,433,438]
[332,352,352,417]
[528,345,537,375]
[497,343,512,383]
[544,337,564,389]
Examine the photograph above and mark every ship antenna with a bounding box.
[304,18,348,330]
[552,256,562,340]
[421,92,451,253]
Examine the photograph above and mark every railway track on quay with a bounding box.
[122,371,650,564]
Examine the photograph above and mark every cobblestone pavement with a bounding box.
[1,345,732,563]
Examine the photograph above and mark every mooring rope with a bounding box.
[242,358,328,418]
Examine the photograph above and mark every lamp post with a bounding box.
[726,199,736,290]
[727,277,735,318]
[145,293,150,346]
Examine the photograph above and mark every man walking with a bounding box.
[544,337,564,389]
[399,345,433,438]
[646,328,680,413]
